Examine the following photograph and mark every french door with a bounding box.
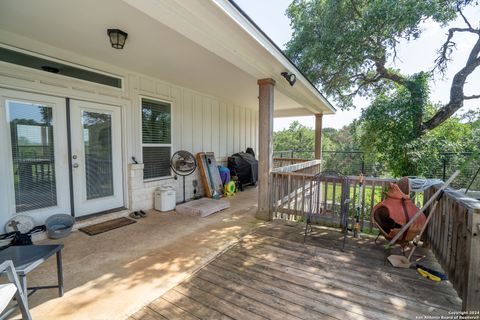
[70,100,123,217]
[0,89,70,224]
[0,89,124,224]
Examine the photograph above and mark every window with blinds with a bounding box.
[141,98,172,180]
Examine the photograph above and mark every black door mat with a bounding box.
[79,217,136,236]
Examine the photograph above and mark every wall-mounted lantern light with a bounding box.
[107,29,128,49]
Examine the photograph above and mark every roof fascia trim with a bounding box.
[214,0,336,113]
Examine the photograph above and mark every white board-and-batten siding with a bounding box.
[132,75,259,208]
[0,53,258,213]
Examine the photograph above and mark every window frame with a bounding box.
[0,44,124,90]
[139,96,173,181]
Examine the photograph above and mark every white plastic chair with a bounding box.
[0,260,31,320]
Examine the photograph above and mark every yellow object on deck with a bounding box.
[417,267,441,282]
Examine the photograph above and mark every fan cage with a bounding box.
[171,151,197,176]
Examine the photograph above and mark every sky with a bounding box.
[234,0,480,131]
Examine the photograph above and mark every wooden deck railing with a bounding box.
[424,186,480,311]
[271,160,480,309]
[270,161,396,232]
[273,157,309,169]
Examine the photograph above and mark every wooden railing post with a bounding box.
[314,113,323,160]
[464,207,480,311]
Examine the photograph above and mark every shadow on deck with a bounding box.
[130,221,462,320]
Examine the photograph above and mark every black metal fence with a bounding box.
[273,150,480,191]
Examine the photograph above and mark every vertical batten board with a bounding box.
[171,87,182,151]
[0,44,270,212]
[240,107,246,152]
[249,110,254,154]
[245,108,252,149]
[129,75,141,158]
[182,90,193,152]
[123,99,133,174]
[250,109,255,149]
[202,96,212,152]
[227,104,234,155]
[156,82,170,98]
[247,108,252,150]
[219,102,227,158]
[234,107,240,153]
[250,111,254,154]
[192,94,203,153]
[252,110,257,153]
[212,100,220,157]
[139,77,155,94]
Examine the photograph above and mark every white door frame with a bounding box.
[70,100,124,217]
[0,88,70,226]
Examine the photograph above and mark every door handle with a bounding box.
[72,163,79,168]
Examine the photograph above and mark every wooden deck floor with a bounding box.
[129,221,462,320]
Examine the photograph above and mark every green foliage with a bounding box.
[323,120,361,151]
[359,73,426,175]
[274,120,366,175]
[360,83,480,177]
[273,121,315,153]
[285,0,480,178]
[285,0,480,147]
[273,104,480,178]
[273,121,361,155]
[409,111,480,177]
[286,0,460,109]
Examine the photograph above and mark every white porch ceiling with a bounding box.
[0,0,334,116]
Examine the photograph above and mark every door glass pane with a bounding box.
[7,100,57,212]
[83,111,114,200]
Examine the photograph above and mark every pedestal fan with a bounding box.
[171,151,197,203]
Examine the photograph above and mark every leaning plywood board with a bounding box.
[196,152,223,198]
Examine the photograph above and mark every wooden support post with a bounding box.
[464,207,480,311]
[314,113,323,160]
[257,78,275,221]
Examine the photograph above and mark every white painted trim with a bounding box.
[70,100,124,216]
[0,32,260,212]
[0,30,254,112]
[142,144,172,147]
[274,108,316,118]
[120,99,131,211]
[0,89,70,226]
[0,65,126,106]
[211,0,336,114]
[121,0,335,115]
[0,43,125,92]
[139,95,174,180]
[143,176,175,183]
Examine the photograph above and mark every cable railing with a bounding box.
[273,150,479,190]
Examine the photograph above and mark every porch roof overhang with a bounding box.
[0,0,335,117]
[123,0,336,116]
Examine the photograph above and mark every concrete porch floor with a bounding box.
[11,188,260,320]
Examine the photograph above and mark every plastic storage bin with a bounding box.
[45,214,75,239]
[154,186,176,212]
